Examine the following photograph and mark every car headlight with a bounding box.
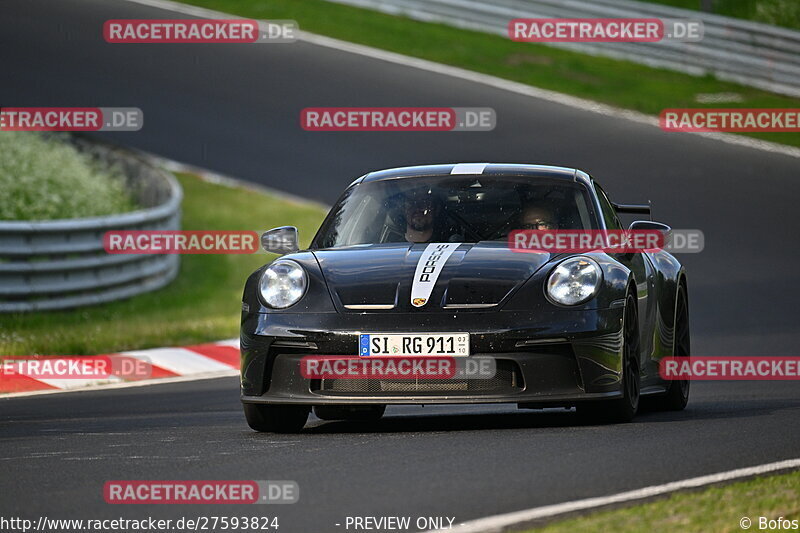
[259,260,307,309]
[546,257,602,306]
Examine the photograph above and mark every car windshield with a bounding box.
[312,175,600,248]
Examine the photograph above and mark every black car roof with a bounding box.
[358,163,592,187]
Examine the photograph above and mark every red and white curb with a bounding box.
[0,339,239,397]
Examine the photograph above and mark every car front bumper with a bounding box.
[240,308,625,407]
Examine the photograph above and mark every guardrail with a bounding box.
[0,137,182,312]
[324,0,800,98]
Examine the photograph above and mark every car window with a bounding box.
[593,182,622,230]
[312,175,600,248]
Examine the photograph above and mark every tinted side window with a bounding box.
[593,182,622,230]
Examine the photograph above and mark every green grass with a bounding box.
[526,470,800,533]
[176,0,800,148]
[0,173,326,356]
[638,0,800,30]
[0,132,136,220]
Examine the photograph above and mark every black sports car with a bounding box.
[240,164,690,432]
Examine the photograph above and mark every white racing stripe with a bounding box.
[410,243,460,307]
[433,458,800,533]
[451,163,487,175]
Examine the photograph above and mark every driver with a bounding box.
[520,204,557,230]
[403,188,440,243]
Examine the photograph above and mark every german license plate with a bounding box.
[359,333,470,357]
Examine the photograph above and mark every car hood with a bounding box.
[312,242,551,312]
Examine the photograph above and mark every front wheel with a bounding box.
[243,404,309,433]
[651,283,690,411]
[578,292,640,423]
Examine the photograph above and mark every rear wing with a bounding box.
[612,202,651,217]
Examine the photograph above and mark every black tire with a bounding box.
[652,283,690,411]
[313,405,386,422]
[243,404,309,433]
[578,291,641,423]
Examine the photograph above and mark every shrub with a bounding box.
[0,132,136,220]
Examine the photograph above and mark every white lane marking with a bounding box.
[121,0,800,160]
[119,347,233,375]
[434,458,800,533]
[451,163,487,174]
[0,370,238,399]
[410,243,460,307]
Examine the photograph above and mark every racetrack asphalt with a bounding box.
[1,0,799,530]
[2,377,799,530]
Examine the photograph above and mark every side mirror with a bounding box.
[628,220,672,248]
[629,220,671,234]
[261,226,299,255]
